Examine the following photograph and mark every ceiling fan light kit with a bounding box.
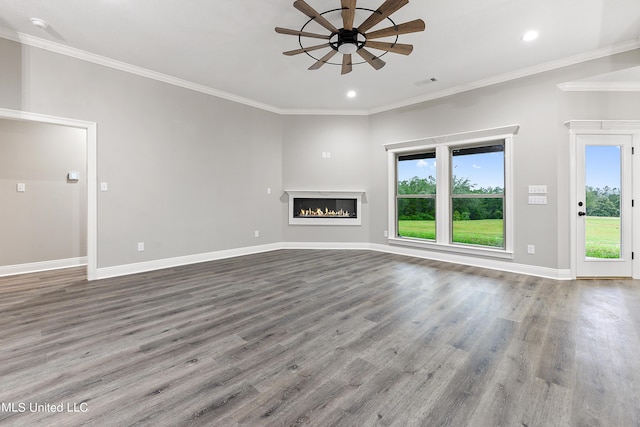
[276,0,425,75]
[332,29,364,54]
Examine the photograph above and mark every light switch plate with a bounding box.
[528,195,547,205]
[528,185,547,194]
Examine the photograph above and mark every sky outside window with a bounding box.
[398,150,504,189]
[452,150,504,191]
[585,146,620,190]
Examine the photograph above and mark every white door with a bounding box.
[576,134,633,277]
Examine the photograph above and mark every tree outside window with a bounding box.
[397,152,436,240]
[451,144,505,248]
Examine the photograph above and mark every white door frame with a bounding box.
[566,120,640,279]
[0,108,98,280]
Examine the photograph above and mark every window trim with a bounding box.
[385,125,518,259]
[396,150,437,241]
[449,141,505,249]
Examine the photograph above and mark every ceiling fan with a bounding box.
[275,0,426,75]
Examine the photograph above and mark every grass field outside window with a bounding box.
[585,216,620,258]
[398,219,504,247]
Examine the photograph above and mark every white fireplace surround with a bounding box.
[286,191,364,226]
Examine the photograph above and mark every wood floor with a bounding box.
[1,250,639,426]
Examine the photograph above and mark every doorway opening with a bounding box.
[567,120,639,279]
[0,108,97,280]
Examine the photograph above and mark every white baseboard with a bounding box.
[280,241,371,250]
[0,257,87,277]
[368,243,572,280]
[95,243,283,279]
[93,241,571,281]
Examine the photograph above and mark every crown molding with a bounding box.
[0,29,284,114]
[368,38,640,115]
[278,108,370,116]
[1,28,638,116]
[564,119,640,130]
[557,82,640,91]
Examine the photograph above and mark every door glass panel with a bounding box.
[584,146,621,259]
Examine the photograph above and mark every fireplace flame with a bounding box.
[298,207,352,218]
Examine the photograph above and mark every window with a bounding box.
[397,152,436,241]
[451,144,504,248]
[386,125,517,258]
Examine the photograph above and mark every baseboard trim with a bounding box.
[93,241,571,281]
[280,241,371,250]
[0,257,87,277]
[368,243,572,280]
[95,243,283,279]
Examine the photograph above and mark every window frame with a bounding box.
[449,142,505,249]
[385,125,517,259]
[396,151,437,241]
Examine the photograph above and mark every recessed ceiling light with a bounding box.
[522,30,539,42]
[30,17,49,29]
[347,90,357,98]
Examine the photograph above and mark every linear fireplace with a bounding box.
[286,191,364,225]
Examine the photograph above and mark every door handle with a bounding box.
[578,211,586,216]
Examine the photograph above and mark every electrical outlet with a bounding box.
[384,230,388,238]
[254,230,260,238]
[16,183,26,192]
[137,242,144,252]
[527,245,535,254]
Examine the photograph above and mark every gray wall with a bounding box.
[281,115,370,243]
[368,49,640,269]
[1,35,638,273]
[0,118,87,265]
[0,38,283,269]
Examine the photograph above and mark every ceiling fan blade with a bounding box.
[308,49,338,70]
[341,54,353,75]
[356,48,386,70]
[341,0,357,30]
[294,0,339,33]
[365,19,426,40]
[283,43,331,56]
[364,41,413,55]
[275,27,331,40]
[357,0,409,34]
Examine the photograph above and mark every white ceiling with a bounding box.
[0,0,639,114]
